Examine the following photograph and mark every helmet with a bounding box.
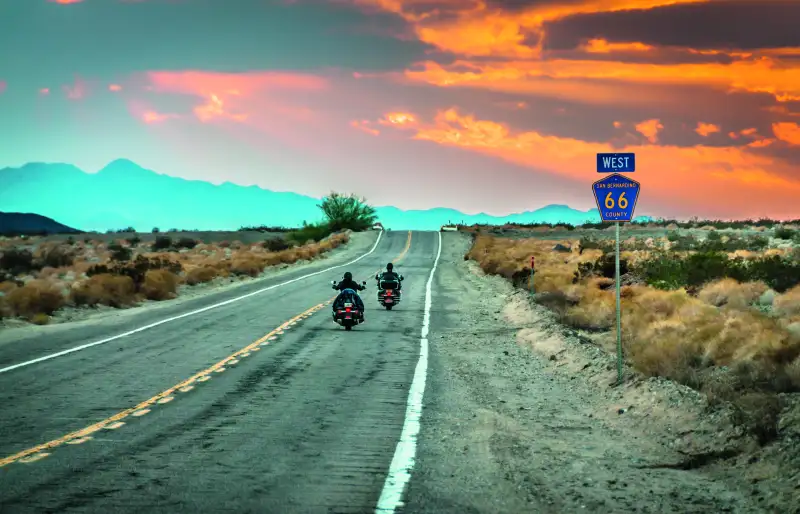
[386,263,393,271]
[344,271,352,280]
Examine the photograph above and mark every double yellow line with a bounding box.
[0,231,413,468]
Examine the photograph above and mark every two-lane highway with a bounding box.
[0,230,441,513]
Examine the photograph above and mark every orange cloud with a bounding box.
[379,111,417,126]
[353,0,708,59]
[635,119,663,143]
[108,84,122,92]
[773,122,800,145]
[374,107,800,218]
[580,38,654,54]
[142,110,178,124]
[350,119,380,136]
[401,56,800,105]
[695,122,720,137]
[48,0,83,3]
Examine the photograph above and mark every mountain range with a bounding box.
[0,159,619,232]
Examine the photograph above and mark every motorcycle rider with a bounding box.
[333,271,366,319]
[376,262,402,291]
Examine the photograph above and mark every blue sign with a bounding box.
[597,152,635,173]
[592,174,641,222]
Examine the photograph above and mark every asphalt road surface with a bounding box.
[0,230,437,514]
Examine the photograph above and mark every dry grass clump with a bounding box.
[141,269,179,300]
[698,278,769,309]
[70,274,137,308]
[5,279,66,320]
[774,285,800,317]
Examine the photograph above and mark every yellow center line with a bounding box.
[1,230,414,468]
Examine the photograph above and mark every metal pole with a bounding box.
[615,221,622,384]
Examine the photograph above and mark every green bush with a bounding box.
[175,237,198,250]
[126,235,142,246]
[286,223,332,245]
[774,227,797,240]
[108,242,133,262]
[747,256,800,292]
[0,248,37,274]
[574,253,629,282]
[318,192,377,232]
[262,237,291,252]
[152,236,173,251]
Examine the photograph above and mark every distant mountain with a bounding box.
[0,159,635,231]
[0,212,80,235]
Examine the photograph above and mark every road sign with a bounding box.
[597,152,635,173]
[592,173,641,222]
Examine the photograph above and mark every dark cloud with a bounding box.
[483,0,586,13]
[0,0,430,86]
[544,1,800,51]
[544,47,739,66]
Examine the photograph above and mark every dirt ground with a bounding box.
[405,232,799,514]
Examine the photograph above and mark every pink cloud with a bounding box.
[39,87,50,95]
[109,84,122,92]
[63,77,88,100]
[0,81,6,94]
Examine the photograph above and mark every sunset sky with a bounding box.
[1,0,799,219]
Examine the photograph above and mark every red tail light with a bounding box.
[345,307,351,312]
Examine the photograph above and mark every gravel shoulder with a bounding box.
[405,232,775,514]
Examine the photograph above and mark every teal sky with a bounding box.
[1,0,799,219]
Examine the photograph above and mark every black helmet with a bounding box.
[386,262,393,271]
[344,271,352,280]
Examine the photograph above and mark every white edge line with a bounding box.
[375,230,442,513]
[0,230,385,375]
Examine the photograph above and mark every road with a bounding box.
[0,230,438,513]
[0,230,770,514]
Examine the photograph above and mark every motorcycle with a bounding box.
[331,280,367,331]
[376,274,404,310]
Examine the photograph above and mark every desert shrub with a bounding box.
[141,269,179,301]
[747,255,800,293]
[152,227,160,233]
[218,241,231,248]
[30,313,50,325]
[774,227,796,240]
[698,279,768,309]
[286,223,332,245]
[318,191,377,232]
[87,255,182,291]
[574,253,629,282]
[262,237,291,252]
[230,257,263,277]
[35,245,75,269]
[5,279,66,319]
[185,266,218,285]
[116,227,136,233]
[578,236,611,253]
[773,285,800,317]
[71,274,137,308]
[152,236,173,250]
[126,235,142,246]
[0,248,36,274]
[239,225,291,232]
[175,237,198,250]
[66,236,75,245]
[108,242,133,262]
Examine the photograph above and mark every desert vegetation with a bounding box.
[0,232,349,325]
[465,225,800,444]
[0,191,379,326]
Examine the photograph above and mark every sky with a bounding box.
[1,0,799,220]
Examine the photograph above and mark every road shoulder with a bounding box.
[405,232,763,514]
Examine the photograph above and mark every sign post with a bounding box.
[593,158,640,384]
[529,256,535,294]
